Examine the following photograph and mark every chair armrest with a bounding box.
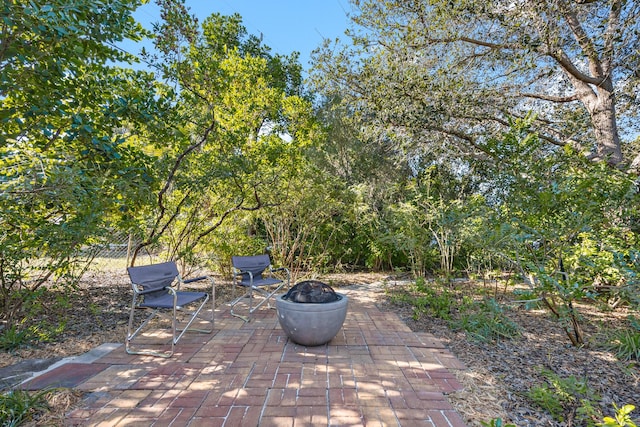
[233,269,254,279]
[135,286,170,295]
[271,267,290,279]
[176,274,215,308]
[183,275,209,284]
[178,275,215,294]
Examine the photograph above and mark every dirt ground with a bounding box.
[1,270,638,426]
[378,278,639,426]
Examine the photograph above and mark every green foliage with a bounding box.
[128,3,316,267]
[312,0,637,167]
[607,317,640,361]
[386,278,454,320]
[478,120,640,346]
[512,288,543,310]
[88,303,102,317]
[405,277,452,320]
[599,404,638,427]
[609,251,640,309]
[0,318,67,351]
[388,278,521,343]
[453,298,520,343]
[480,419,516,427]
[0,0,162,327]
[527,369,602,425]
[0,326,32,351]
[287,96,417,273]
[29,321,66,344]
[0,388,53,426]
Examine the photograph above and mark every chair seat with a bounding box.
[140,291,208,309]
[230,254,290,321]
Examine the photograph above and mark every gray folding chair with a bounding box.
[126,261,215,358]
[229,254,290,321]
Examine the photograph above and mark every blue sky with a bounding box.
[126,0,352,72]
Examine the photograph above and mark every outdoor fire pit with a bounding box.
[276,280,348,346]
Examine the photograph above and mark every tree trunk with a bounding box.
[558,2,625,166]
[566,73,622,165]
[584,83,622,166]
[592,104,622,165]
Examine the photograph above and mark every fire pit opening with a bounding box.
[282,280,340,303]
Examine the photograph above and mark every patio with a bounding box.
[22,283,468,426]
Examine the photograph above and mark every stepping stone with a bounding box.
[20,363,109,390]
[0,358,62,390]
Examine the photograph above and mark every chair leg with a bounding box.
[229,285,280,322]
[173,294,213,342]
[126,308,176,358]
[229,288,251,322]
[126,296,214,358]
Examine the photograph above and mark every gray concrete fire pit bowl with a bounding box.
[275,290,348,347]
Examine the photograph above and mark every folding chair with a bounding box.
[229,254,290,322]
[126,261,215,358]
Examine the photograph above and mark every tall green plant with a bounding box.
[483,119,639,346]
[386,163,487,277]
[287,96,413,272]
[0,0,162,327]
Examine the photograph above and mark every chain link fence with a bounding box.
[84,232,138,273]
[83,232,185,274]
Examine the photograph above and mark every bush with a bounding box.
[599,404,637,427]
[527,369,601,425]
[0,325,32,351]
[453,298,520,342]
[607,317,640,361]
[0,389,52,426]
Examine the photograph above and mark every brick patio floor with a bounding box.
[24,284,468,426]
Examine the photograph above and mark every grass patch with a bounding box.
[387,277,520,343]
[452,298,520,343]
[0,388,52,426]
[606,316,640,362]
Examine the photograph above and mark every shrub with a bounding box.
[527,369,601,425]
[453,298,520,342]
[398,277,454,321]
[608,329,640,362]
[0,325,32,351]
[599,404,637,427]
[0,389,52,426]
[412,290,453,321]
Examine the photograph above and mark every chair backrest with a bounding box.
[127,261,180,292]
[232,255,271,281]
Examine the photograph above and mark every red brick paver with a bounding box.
[31,285,468,426]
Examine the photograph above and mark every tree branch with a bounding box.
[562,7,601,74]
[520,92,580,103]
[548,49,604,86]
[601,0,622,73]
[408,35,517,51]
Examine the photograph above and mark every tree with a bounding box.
[308,97,417,271]
[0,0,163,325]
[129,2,316,267]
[481,119,639,345]
[311,0,640,168]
